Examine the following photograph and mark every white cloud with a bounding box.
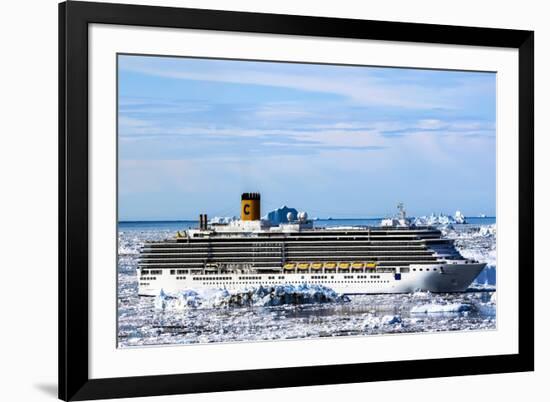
[254,102,313,120]
[119,57,474,110]
[417,119,446,129]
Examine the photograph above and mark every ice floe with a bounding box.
[154,284,350,310]
[443,224,496,286]
[410,303,473,314]
[363,314,403,329]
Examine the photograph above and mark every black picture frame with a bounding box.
[59,1,534,400]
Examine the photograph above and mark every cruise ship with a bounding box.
[137,193,485,296]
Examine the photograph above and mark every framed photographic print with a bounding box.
[59,1,534,400]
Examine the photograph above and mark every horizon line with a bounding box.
[118,216,496,224]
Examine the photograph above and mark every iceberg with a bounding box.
[263,205,299,225]
[413,212,466,226]
[209,216,237,224]
[454,210,467,224]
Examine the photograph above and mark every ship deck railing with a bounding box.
[142,239,446,248]
[137,259,442,268]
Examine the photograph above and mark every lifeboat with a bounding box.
[351,262,365,270]
[338,262,350,270]
[283,263,296,270]
[311,262,323,270]
[366,262,377,269]
[324,262,337,270]
[297,263,310,270]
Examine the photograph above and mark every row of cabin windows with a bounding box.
[146,238,443,248]
[190,275,286,281]
[412,268,439,272]
[309,274,383,280]
[143,249,430,255]
[193,276,232,281]
[141,273,394,280]
[192,280,391,285]
[305,274,384,280]
[140,269,162,275]
[137,279,392,286]
[142,243,433,248]
[140,271,409,280]
[142,269,188,276]
[169,269,189,275]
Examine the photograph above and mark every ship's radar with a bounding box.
[298,211,308,222]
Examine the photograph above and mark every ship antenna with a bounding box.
[397,202,406,219]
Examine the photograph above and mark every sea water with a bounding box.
[117,218,496,347]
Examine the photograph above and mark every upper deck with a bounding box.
[175,224,445,242]
[137,196,463,272]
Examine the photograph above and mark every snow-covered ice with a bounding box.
[443,223,496,286]
[410,303,472,314]
[154,285,349,310]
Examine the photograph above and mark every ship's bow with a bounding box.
[426,262,487,292]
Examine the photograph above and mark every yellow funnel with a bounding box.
[241,192,260,221]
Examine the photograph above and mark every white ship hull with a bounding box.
[137,262,485,297]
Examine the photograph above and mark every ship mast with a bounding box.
[397,202,406,220]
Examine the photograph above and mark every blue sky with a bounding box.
[118,55,496,221]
